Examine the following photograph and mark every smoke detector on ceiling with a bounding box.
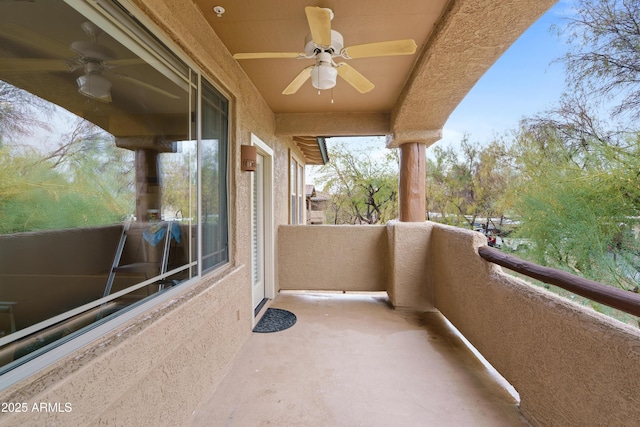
[213,6,225,18]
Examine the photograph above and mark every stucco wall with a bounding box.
[278,225,388,292]
[386,221,433,310]
[429,222,640,426]
[0,0,301,424]
[278,223,435,310]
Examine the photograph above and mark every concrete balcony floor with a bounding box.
[188,292,529,426]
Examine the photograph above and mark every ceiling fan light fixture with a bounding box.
[77,73,112,103]
[311,63,337,90]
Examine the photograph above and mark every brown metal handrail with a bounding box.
[478,245,640,317]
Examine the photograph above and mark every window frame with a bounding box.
[289,150,305,225]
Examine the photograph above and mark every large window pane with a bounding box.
[0,0,195,371]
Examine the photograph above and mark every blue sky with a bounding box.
[439,1,572,149]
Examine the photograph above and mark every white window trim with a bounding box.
[289,150,305,225]
[251,134,275,306]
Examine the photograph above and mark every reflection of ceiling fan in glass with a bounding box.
[0,21,178,103]
[233,6,418,96]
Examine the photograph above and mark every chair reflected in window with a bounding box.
[104,220,182,299]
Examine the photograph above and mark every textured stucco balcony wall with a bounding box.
[278,225,387,292]
[386,221,434,310]
[429,222,640,426]
[278,223,435,310]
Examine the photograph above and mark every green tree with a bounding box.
[315,141,398,224]
[561,0,640,118]
[426,135,514,230]
[493,0,640,299]
[426,142,475,226]
[509,106,640,289]
[475,139,517,229]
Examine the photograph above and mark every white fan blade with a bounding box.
[342,39,417,59]
[0,58,71,72]
[283,66,314,95]
[337,63,375,93]
[233,52,303,60]
[111,72,180,99]
[0,23,71,58]
[305,6,332,47]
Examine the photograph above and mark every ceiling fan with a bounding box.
[233,6,418,96]
[0,21,178,102]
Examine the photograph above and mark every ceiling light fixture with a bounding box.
[77,63,112,103]
[76,62,111,102]
[311,52,337,91]
[311,64,337,91]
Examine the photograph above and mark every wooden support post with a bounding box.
[135,148,161,222]
[399,142,425,222]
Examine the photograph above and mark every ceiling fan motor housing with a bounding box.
[304,29,344,56]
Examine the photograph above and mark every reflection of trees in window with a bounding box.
[0,81,52,140]
[201,81,228,271]
[0,81,134,233]
[161,142,196,220]
[201,143,220,217]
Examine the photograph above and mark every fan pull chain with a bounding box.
[331,87,334,104]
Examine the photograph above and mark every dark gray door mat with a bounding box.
[253,308,297,333]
